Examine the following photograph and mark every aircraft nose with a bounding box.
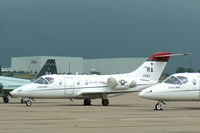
[139,88,153,99]
[10,88,22,97]
[138,90,145,97]
[139,90,148,98]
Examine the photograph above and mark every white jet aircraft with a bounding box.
[139,73,200,110]
[0,59,57,103]
[10,52,189,107]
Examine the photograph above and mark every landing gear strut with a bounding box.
[84,99,91,106]
[3,97,9,103]
[102,99,109,106]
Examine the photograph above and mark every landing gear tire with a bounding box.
[21,98,25,104]
[21,98,28,104]
[84,99,91,106]
[102,99,109,106]
[3,97,9,103]
[25,101,32,107]
[155,103,163,110]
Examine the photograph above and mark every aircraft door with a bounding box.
[64,77,74,96]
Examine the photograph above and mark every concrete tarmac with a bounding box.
[1,93,200,133]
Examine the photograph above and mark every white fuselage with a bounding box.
[139,73,200,101]
[11,52,180,104]
[12,74,157,99]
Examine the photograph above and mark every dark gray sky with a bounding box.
[1,0,200,73]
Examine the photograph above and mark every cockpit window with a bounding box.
[34,77,49,84]
[164,76,182,85]
[177,76,188,84]
[45,77,54,84]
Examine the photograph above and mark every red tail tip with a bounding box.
[148,52,172,62]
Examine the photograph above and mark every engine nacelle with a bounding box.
[107,77,118,89]
[107,77,137,90]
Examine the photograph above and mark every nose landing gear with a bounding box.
[154,101,165,110]
[155,103,163,110]
[22,98,33,107]
[25,100,32,107]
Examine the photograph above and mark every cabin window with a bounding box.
[177,76,188,84]
[164,76,182,85]
[77,80,80,85]
[45,77,54,84]
[34,77,49,85]
[85,80,88,85]
[193,79,197,85]
[58,80,62,85]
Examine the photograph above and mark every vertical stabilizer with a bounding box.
[130,52,172,81]
[37,59,57,78]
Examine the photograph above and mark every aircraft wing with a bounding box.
[0,76,31,97]
[80,90,138,99]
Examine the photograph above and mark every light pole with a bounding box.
[68,62,71,74]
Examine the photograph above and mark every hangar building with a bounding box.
[11,56,83,74]
[11,56,146,74]
[83,58,146,74]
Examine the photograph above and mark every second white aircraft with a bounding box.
[10,52,187,107]
[139,73,199,110]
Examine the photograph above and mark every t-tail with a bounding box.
[130,52,191,82]
[36,59,57,78]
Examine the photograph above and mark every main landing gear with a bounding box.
[102,99,109,106]
[3,97,9,103]
[154,101,166,110]
[84,99,91,106]
[83,99,110,106]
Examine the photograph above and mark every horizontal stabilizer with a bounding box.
[148,52,192,62]
[155,53,192,57]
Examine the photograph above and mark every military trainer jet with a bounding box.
[11,52,190,107]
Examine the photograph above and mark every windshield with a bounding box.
[45,77,54,84]
[177,76,188,84]
[164,76,182,85]
[34,77,49,84]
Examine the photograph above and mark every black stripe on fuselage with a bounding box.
[153,89,200,93]
[22,84,148,92]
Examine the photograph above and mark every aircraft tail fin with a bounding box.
[130,52,191,82]
[37,59,57,78]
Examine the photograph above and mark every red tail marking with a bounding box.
[148,52,172,62]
